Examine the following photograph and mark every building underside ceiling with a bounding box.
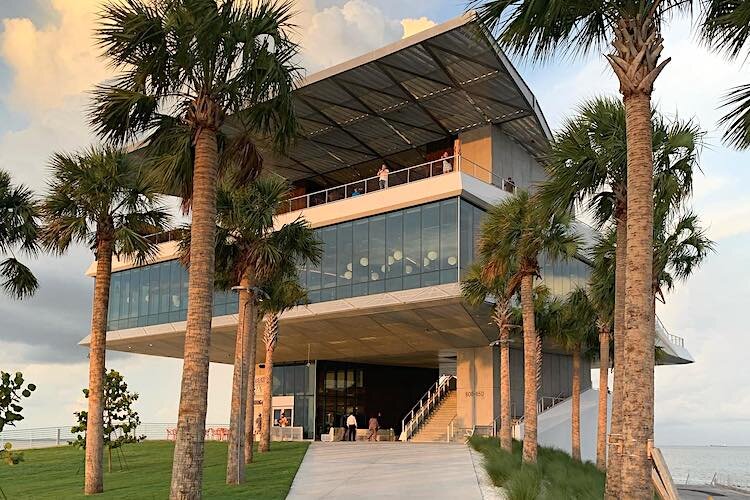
[225,14,551,189]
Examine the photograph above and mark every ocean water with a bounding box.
[661,446,750,488]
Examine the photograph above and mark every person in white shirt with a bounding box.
[441,151,452,174]
[346,412,358,442]
[377,164,389,189]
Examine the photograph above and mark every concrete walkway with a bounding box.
[287,442,486,499]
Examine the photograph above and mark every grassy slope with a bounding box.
[469,436,605,500]
[0,441,308,500]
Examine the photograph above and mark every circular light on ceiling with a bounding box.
[427,251,438,261]
[405,265,413,274]
[346,263,353,271]
[387,256,395,265]
[448,256,457,266]
[423,257,430,267]
[394,250,403,261]
[344,271,352,280]
[360,257,369,267]
[371,272,379,280]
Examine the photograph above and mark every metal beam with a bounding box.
[374,60,452,136]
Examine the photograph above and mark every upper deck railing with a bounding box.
[277,154,516,215]
[656,315,685,348]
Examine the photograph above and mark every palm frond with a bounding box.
[719,83,750,149]
[0,257,38,300]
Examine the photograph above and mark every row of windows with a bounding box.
[106,197,590,331]
[298,198,460,302]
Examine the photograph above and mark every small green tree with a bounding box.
[71,370,145,472]
[0,371,36,432]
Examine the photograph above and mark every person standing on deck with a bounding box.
[378,164,389,189]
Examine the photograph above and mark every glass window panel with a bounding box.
[148,265,160,315]
[337,223,353,287]
[140,268,150,318]
[307,229,322,291]
[321,227,337,289]
[421,271,440,287]
[460,199,474,272]
[159,262,170,314]
[386,277,402,292]
[336,285,352,299]
[440,199,458,270]
[368,215,385,284]
[403,274,421,290]
[440,268,458,284]
[168,261,181,312]
[353,220,369,284]
[110,273,121,322]
[129,268,140,319]
[403,207,421,277]
[352,283,368,297]
[386,212,403,279]
[180,264,188,313]
[422,204,440,274]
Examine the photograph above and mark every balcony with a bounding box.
[277,155,516,215]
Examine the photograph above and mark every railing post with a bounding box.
[56,428,61,446]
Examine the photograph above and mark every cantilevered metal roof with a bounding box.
[263,12,552,184]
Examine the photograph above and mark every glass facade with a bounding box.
[271,363,316,439]
[316,363,365,438]
[105,197,590,331]
[106,259,237,331]
[298,198,459,303]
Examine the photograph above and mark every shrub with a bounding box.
[0,443,23,465]
[506,465,542,500]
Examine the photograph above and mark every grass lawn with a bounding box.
[468,436,605,500]
[0,440,309,499]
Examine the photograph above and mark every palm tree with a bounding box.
[194,177,320,482]
[556,287,599,462]
[540,96,701,489]
[0,170,40,299]
[478,190,580,463]
[257,265,314,453]
[91,1,300,495]
[472,2,693,494]
[589,233,616,471]
[41,146,168,494]
[701,1,750,148]
[461,262,518,452]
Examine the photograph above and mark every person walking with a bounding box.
[367,413,380,441]
[346,411,358,442]
[255,413,262,440]
[377,164,389,190]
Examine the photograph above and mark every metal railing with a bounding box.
[277,155,513,215]
[656,315,685,348]
[399,375,456,441]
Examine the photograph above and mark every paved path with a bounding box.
[287,442,486,499]
[677,484,750,499]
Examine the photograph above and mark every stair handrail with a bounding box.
[401,375,456,441]
[446,415,457,443]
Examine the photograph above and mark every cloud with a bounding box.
[401,17,436,38]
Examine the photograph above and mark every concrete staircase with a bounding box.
[410,391,457,442]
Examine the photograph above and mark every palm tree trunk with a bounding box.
[620,91,656,499]
[519,273,538,463]
[499,318,512,453]
[597,326,610,471]
[605,215,627,497]
[226,278,250,485]
[571,346,581,462]
[259,343,274,453]
[84,235,113,495]
[170,126,219,500]
[243,300,258,464]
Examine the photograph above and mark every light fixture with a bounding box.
[448,256,457,266]
[360,257,369,266]
[394,250,402,261]
[423,257,430,267]
[306,344,311,367]
[346,263,353,271]
[380,264,386,273]
[344,271,352,279]
[387,256,395,265]
[371,272,379,280]
[405,265,413,274]
[427,251,438,261]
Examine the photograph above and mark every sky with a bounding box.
[0,0,747,446]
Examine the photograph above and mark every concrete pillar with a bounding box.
[455,346,500,429]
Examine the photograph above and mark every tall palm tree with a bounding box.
[478,190,580,463]
[0,170,40,299]
[472,2,693,494]
[701,1,750,148]
[556,287,598,462]
[461,262,518,452]
[91,1,300,495]
[540,96,701,490]
[589,233,616,471]
[41,146,168,495]
[196,177,320,482]
[257,265,314,453]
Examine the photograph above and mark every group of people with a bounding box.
[342,411,382,442]
[375,151,454,191]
